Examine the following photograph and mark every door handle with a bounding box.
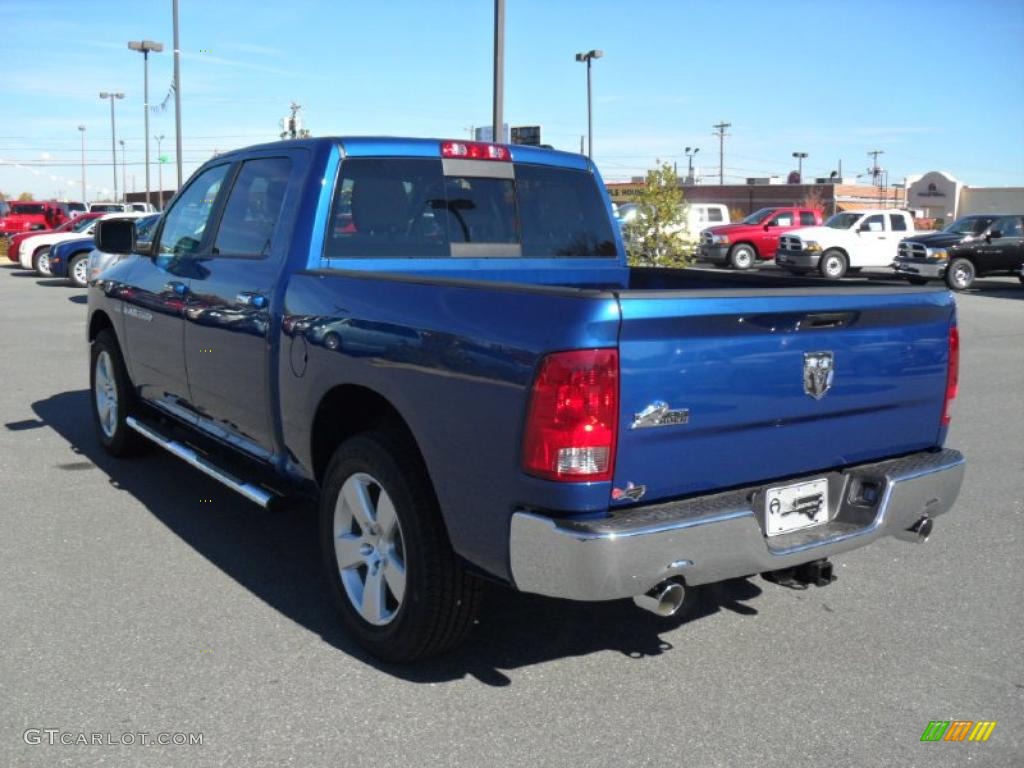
[164,281,188,296]
[236,292,267,309]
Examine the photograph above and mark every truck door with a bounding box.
[182,153,300,457]
[762,209,795,255]
[986,215,1024,271]
[856,213,889,266]
[121,162,230,407]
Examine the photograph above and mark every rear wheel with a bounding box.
[819,249,848,279]
[728,244,756,270]
[945,258,975,290]
[319,429,481,662]
[69,253,89,288]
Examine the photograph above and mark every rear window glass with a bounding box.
[706,208,724,223]
[324,158,617,259]
[889,214,908,231]
[12,203,45,214]
[799,211,817,226]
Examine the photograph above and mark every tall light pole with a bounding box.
[713,121,731,185]
[685,146,700,184]
[172,0,183,188]
[792,151,808,182]
[575,49,603,159]
[155,134,165,209]
[77,125,87,204]
[492,0,504,143]
[128,40,164,208]
[119,140,127,202]
[99,92,124,202]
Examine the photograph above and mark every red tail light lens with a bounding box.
[522,349,619,482]
[941,325,959,426]
[440,140,511,161]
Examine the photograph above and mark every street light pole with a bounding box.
[155,134,165,209]
[77,125,86,204]
[172,0,183,188]
[792,151,808,182]
[99,91,124,203]
[685,146,700,184]
[575,49,604,159]
[492,0,504,143]
[128,40,164,208]
[119,140,127,203]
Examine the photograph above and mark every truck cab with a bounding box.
[699,206,823,269]
[776,209,916,278]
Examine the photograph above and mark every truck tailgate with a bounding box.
[612,289,954,503]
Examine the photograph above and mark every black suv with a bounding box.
[895,214,1024,290]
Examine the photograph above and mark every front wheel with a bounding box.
[69,253,89,288]
[728,244,756,270]
[33,248,51,276]
[819,249,848,279]
[945,258,975,290]
[90,330,149,457]
[319,430,481,662]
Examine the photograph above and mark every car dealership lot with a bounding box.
[0,265,1021,767]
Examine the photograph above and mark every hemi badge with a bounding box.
[630,401,690,430]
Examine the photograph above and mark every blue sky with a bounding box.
[1,0,1022,200]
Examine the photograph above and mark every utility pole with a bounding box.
[792,151,808,182]
[77,125,87,204]
[119,140,127,202]
[575,49,604,158]
[713,121,731,185]
[492,0,504,143]
[172,0,183,189]
[155,134,164,208]
[99,91,124,203]
[867,149,884,203]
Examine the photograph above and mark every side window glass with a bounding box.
[157,164,229,256]
[863,214,884,232]
[706,208,723,223]
[213,157,293,256]
[771,213,794,227]
[995,217,1022,238]
[800,211,817,226]
[889,214,908,231]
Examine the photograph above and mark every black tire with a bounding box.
[1018,273,1024,285]
[905,277,929,286]
[945,257,975,291]
[69,253,89,288]
[32,247,50,275]
[819,249,848,279]
[728,243,756,270]
[319,429,481,662]
[90,330,149,457]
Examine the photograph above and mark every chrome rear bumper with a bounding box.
[509,449,965,601]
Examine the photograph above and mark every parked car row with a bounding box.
[698,207,1024,290]
[3,211,159,287]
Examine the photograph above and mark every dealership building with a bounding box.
[608,171,1023,223]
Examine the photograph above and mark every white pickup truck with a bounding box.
[775,209,916,278]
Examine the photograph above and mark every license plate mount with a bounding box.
[764,478,829,536]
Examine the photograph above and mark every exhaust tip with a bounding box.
[895,515,933,544]
[633,580,686,617]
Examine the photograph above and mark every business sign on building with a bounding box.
[907,171,962,219]
[510,125,542,146]
[605,183,646,203]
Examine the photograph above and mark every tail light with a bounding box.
[941,325,959,426]
[522,349,619,482]
[441,140,510,161]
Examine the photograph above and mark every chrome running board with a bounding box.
[126,416,274,508]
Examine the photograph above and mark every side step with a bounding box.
[126,416,275,508]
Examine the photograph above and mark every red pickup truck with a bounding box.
[699,206,824,269]
[0,200,68,236]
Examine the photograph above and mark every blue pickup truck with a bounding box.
[88,137,965,661]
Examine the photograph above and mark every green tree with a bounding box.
[623,162,690,267]
[17,192,33,201]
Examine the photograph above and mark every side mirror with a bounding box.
[94,218,136,255]
[987,230,1002,240]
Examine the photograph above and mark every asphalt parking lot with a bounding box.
[1,263,1021,768]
